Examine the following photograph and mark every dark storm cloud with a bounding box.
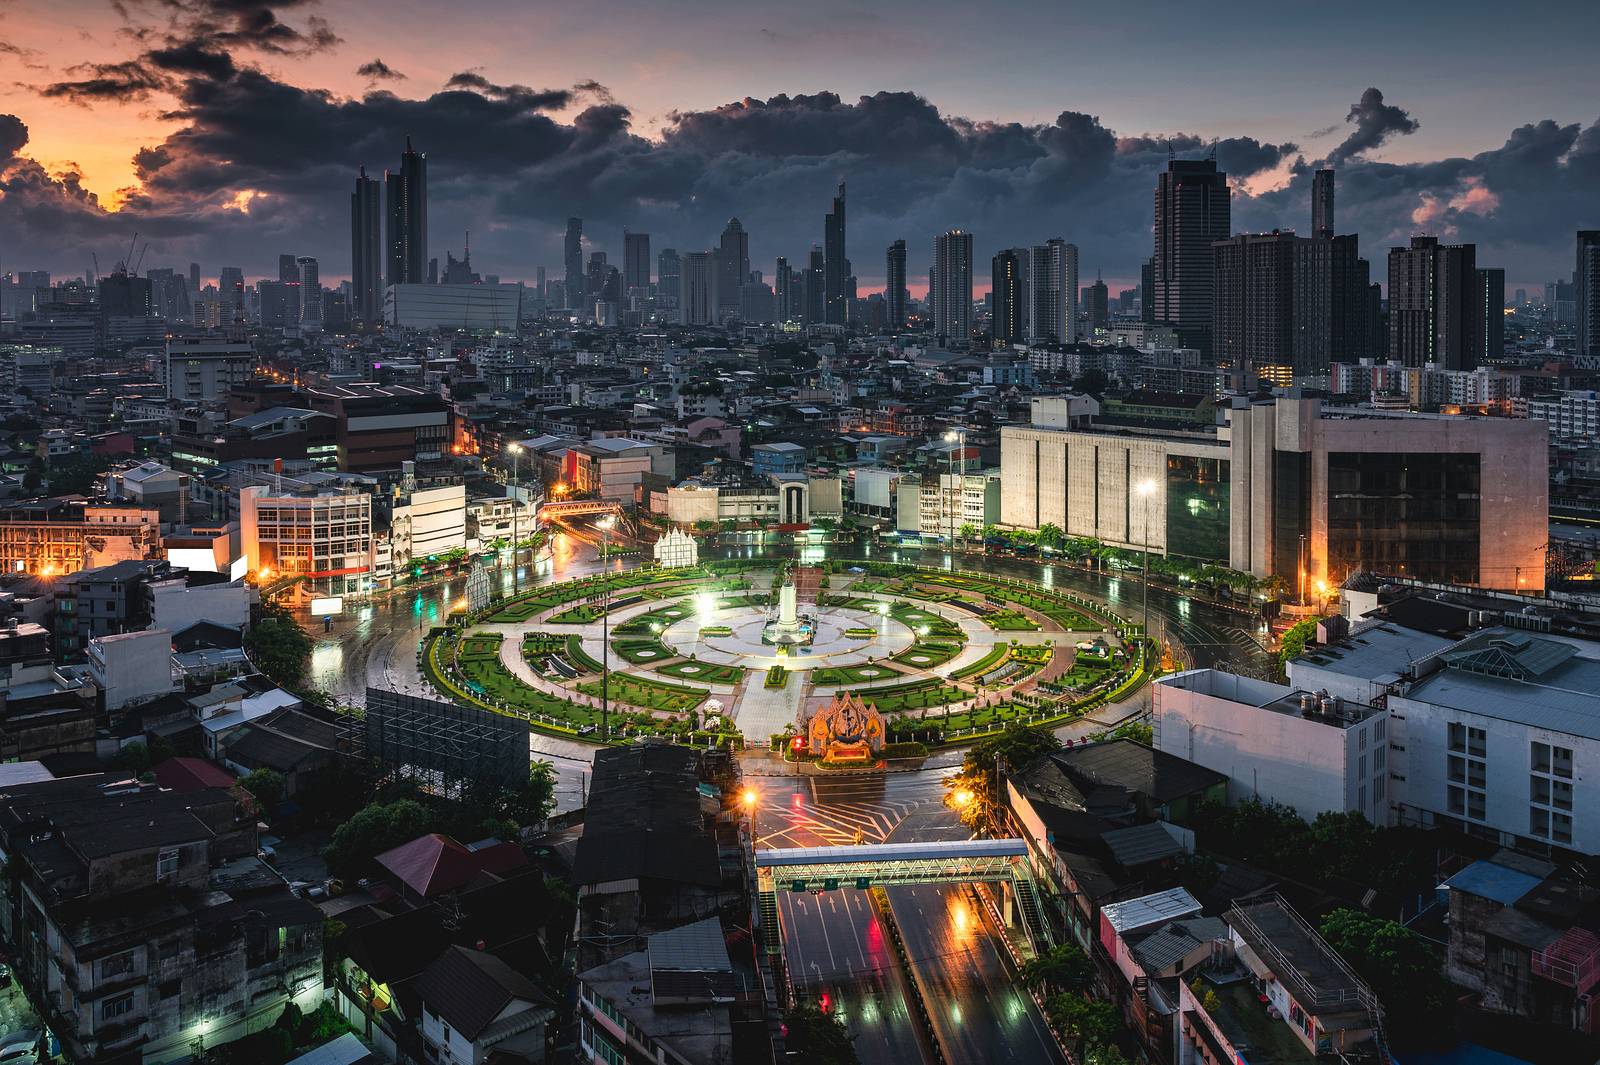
[1326,87,1420,165]
[3,57,1593,289]
[356,58,404,81]
[41,59,171,101]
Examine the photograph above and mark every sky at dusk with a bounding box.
[2,0,1598,295]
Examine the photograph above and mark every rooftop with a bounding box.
[1103,887,1203,935]
[1226,896,1373,1017]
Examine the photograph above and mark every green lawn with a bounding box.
[983,610,1040,631]
[950,646,1009,680]
[613,605,693,635]
[891,640,964,668]
[563,635,604,673]
[765,665,789,689]
[613,638,674,664]
[850,678,968,714]
[811,662,902,686]
[655,659,744,684]
[577,674,708,713]
[547,604,603,624]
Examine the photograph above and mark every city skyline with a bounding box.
[1,0,1598,292]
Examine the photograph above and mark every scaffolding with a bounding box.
[363,686,529,794]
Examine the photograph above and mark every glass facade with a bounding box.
[1272,451,1311,583]
[1326,451,1480,584]
[1164,456,1230,561]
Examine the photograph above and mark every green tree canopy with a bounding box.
[1277,617,1320,672]
[1318,908,1453,1049]
[240,768,286,810]
[782,1002,860,1065]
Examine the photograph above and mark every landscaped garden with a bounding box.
[983,609,1041,631]
[576,673,709,713]
[849,677,969,714]
[811,661,903,686]
[655,658,744,684]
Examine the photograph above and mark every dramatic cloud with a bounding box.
[1326,87,1420,165]
[3,42,1596,292]
[356,58,404,81]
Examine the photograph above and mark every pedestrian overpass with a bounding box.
[536,499,625,522]
[754,839,1054,955]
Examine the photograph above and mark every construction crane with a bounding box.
[89,252,100,282]
[132,239,148,275]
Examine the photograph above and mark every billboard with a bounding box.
[309,596,344,617]
[364,687,529,791]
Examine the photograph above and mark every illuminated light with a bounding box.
[741,788,758,808]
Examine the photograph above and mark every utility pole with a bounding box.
[598,515,615,743]
[507,443,523,595]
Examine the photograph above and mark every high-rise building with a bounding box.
[1388,236,1480,370]
[1139,259,1155,324]
[1213,232,1297,380]
[1026,239,1078,344]
[804,245,825,324]
[715,219,749,320]
[657,249,680,310]
[188,262,200,302]
[1085,274,1109,335]
[885,240,908,329]
[1293,234,1372,373]
[1578,231,1600,358]
[278,254,298,284]
[680,251,715,326]
[1153,158,1231,351]
[930,230,974,342]
[564,218,584,310]
[1477,267,1505,366]
[385,138,427,288]
[991,249,1025,346]
[1312,168,1335,239]
[350,166,383,326]
[623,230,651,292]
[774,257,793,322]
[296,256,322,331]
[824,183,847,326]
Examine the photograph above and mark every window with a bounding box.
[99,951,135,980]
[1532,777,1551,804]
[1449,723,1466,752]
[1468,791,1486,821]
[1532,742,1551,773]
[1448,786,1465,815]
[156,847,179,879]
[1449,755,1466,783]
[1553,746,1574,779]
[103,993,135,1020]
[1554,812,1574,845]
[1531,808,1551,837]
[1553,780,1573,811]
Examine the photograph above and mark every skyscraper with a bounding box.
[885,240,908,329]
[1153,158,1231,351]
[930,230,974,342]
[1313,168,1335,239]
[680,251,715,326]
[1026,239,1078,344]
[385,137,427,287]
[564,218,584,310]
[1213,232,1298,379]
[623,230,651,292]
[1477,267,1505,366]
[824,183,847,326]
[774,257,793,322]
[1085,274,1109,335]
[804,245,825,324]
[1578,231,1600,358]
[1293,233,1373,373]
[715,219,749,320]
[657,249,680,310]
[1388,236,1480,370]
[351,166,383,326]
[991,249,1025,345]
[296,256,322,331]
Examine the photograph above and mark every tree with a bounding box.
[240,768,286,810]
[1086,1045,1132,1065]
[1037,522,1064,549]
[1047,994,1119,1051]
[1277,617,1319,672]
[500,761,558,826]
[323,799,437,876]
[1318,908,1453,1049]
[1020,943,1091,996]
[247,602,314,688]
[946,724,1061,828]
[782,1002,859,1065]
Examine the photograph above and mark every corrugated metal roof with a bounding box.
[1439,860,1544,906]
[648,916,733,973]
[1101,821,1185,867]
[1102,887,1202,934]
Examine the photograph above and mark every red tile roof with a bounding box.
[153,757,237,792]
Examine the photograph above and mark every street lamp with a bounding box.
[943,428,966,555]
[1134,478,1157,659]
[596,514,616,743]
[507,443,524,596]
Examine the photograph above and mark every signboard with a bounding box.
[309,596,344,617]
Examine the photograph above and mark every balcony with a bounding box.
[1532,928,1600,994]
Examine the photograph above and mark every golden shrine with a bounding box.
[804,691,886,763]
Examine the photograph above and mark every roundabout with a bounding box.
[417,559,1158,752]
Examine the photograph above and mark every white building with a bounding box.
[165,340,257,402]
[239,485,374,596]
[386,283,522,331]
[1153,669,1391,822]
[653,528,698,569]
[903,471,1001,539]
[87,629,175,712]
[389,484,467,568]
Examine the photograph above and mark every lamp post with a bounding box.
[943,428,966,556]
[597,514,616,743]
[507,443,523,596]
[1134,478,1156,655]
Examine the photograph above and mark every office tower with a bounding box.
[930,229,974,341]
[586,252,609,311]
[385,137,428,287]
[278,254,298,283]
[715,218,749,320]
[564,218,584,309]
[991,249,1026,345]
[774,257,793,321]
[219,267,243,301]
[1293,234,1372,373]
[1026,239,1078,344]
[1153,158,1231,351]
[1514,288,1526,307]
[1477,267,1505,365]
[1139,259,1155,324]
[886,240,908,329]
[295,257,322,330]
[680,251,715,326]
[350,166,383,325]
[426,257,438,285]
[623,230,650,292]
[187,262,200,300]
[535,266,546,299]
[1578,231,1600,358]
[1388,236,1480,369]
[657,249,680,310]
[804,245,825,324]
[1313,168,1335,239]
[824,183,847,326]
[1213,232,1297,379]
[1086,274,1109,334]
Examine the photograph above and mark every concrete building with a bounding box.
[164,340,257,402]
[0,499,162,580]
[1153,669,1391,822]
[750,442,806,479]
[240,485,374,596]
[930,229,973,342]
[999,393,1547,591]
[1153,159,1231,352]
[385,283,521,331]
[568,438,668,506]
[87,628,175,712]
[911,471,1001,541]
[387,484,467,570]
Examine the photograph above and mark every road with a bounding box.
[754,770,1063,1065]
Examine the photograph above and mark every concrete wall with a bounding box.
[89,628,175,711]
